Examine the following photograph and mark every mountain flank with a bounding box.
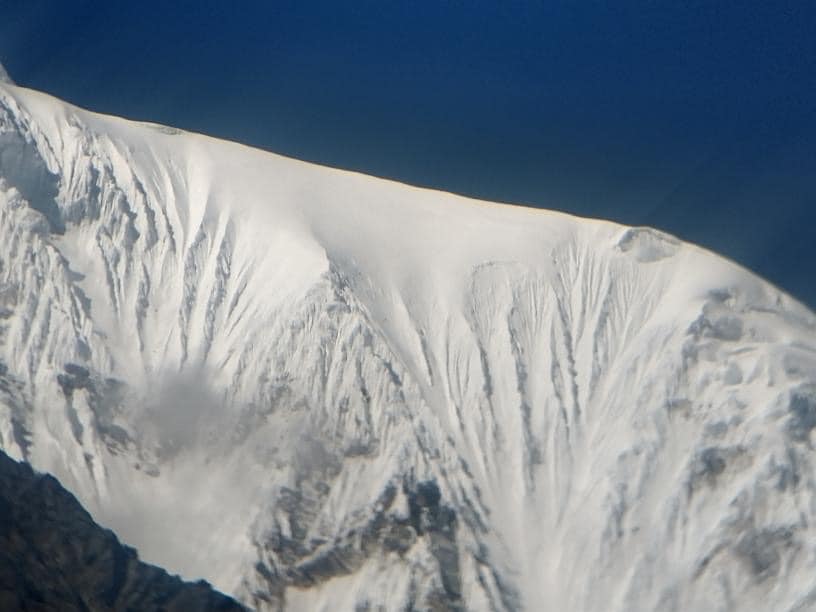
[0,450,245,611]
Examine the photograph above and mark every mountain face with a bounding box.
[0,449,244,611]
[1,75,816,612]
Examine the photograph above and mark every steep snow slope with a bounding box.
[2,77,816,611]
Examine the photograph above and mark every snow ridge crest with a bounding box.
[2,74,816,611]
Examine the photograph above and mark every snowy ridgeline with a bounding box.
[1,77,816,611]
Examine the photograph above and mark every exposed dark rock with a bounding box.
[787,385,816,442]
[734,527,795,580]
[691,447,727,486]
[57,363,92,397]
[687,445,748,495]
[54,366,135,455]
[406,480,462,607]
[0,450,245,611]
[249,478,463,611]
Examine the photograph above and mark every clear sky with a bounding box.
[2,1,814,306]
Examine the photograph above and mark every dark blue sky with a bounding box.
[2,1,814,306]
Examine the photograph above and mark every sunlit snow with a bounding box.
[1,77,816,611]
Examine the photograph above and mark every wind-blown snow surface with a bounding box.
[2,78,816,611]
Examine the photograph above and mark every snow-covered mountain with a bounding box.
[2,68,816,611]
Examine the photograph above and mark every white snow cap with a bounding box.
[2,75,816,612]
[0,61,14,85]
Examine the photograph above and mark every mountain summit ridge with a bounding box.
[1,78,816,611]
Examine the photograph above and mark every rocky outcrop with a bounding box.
[0,450,244,611]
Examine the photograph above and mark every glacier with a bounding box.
[1,69,816,611]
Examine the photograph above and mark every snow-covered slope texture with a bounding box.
[1,77,816,612]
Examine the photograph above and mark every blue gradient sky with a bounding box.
[2,1,814,305]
